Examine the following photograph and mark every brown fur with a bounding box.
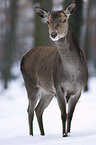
[21,2,88,137]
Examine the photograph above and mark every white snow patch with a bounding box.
[0,76,96,145]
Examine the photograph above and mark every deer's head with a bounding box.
[35,1,76,41]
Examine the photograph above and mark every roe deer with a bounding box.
[21,1,88,137]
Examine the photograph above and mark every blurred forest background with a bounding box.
[0,0,96,91]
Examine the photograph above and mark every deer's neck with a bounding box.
[55,26,80,65]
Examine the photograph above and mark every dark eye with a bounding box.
[47,21,50,24]
[62,19,66,23]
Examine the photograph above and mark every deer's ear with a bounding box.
[35,7,48,18]
[64,1,76,17]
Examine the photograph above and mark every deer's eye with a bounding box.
[47,21,50,24]
[62,19,66,23]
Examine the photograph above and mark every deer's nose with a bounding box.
[51,32,57,38]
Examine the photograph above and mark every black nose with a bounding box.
[51,32,57,38]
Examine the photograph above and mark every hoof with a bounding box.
[63,132,70,137]
[41,133,45,136]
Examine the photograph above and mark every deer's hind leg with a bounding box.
[21,55,39,136]
[25,78,39,136]
[35,93,53,135]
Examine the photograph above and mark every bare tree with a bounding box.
[2,0,17,88]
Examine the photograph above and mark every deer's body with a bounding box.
[21,1,88,137]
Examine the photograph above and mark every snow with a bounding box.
[0,74,96,145]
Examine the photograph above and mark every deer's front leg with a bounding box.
[67,92,81,133]
[56,91,67,137]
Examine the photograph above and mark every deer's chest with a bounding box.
[59,58,84,94]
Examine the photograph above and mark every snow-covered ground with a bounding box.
[0,74,96,145]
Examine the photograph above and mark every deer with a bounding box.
[20,1,88,137]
